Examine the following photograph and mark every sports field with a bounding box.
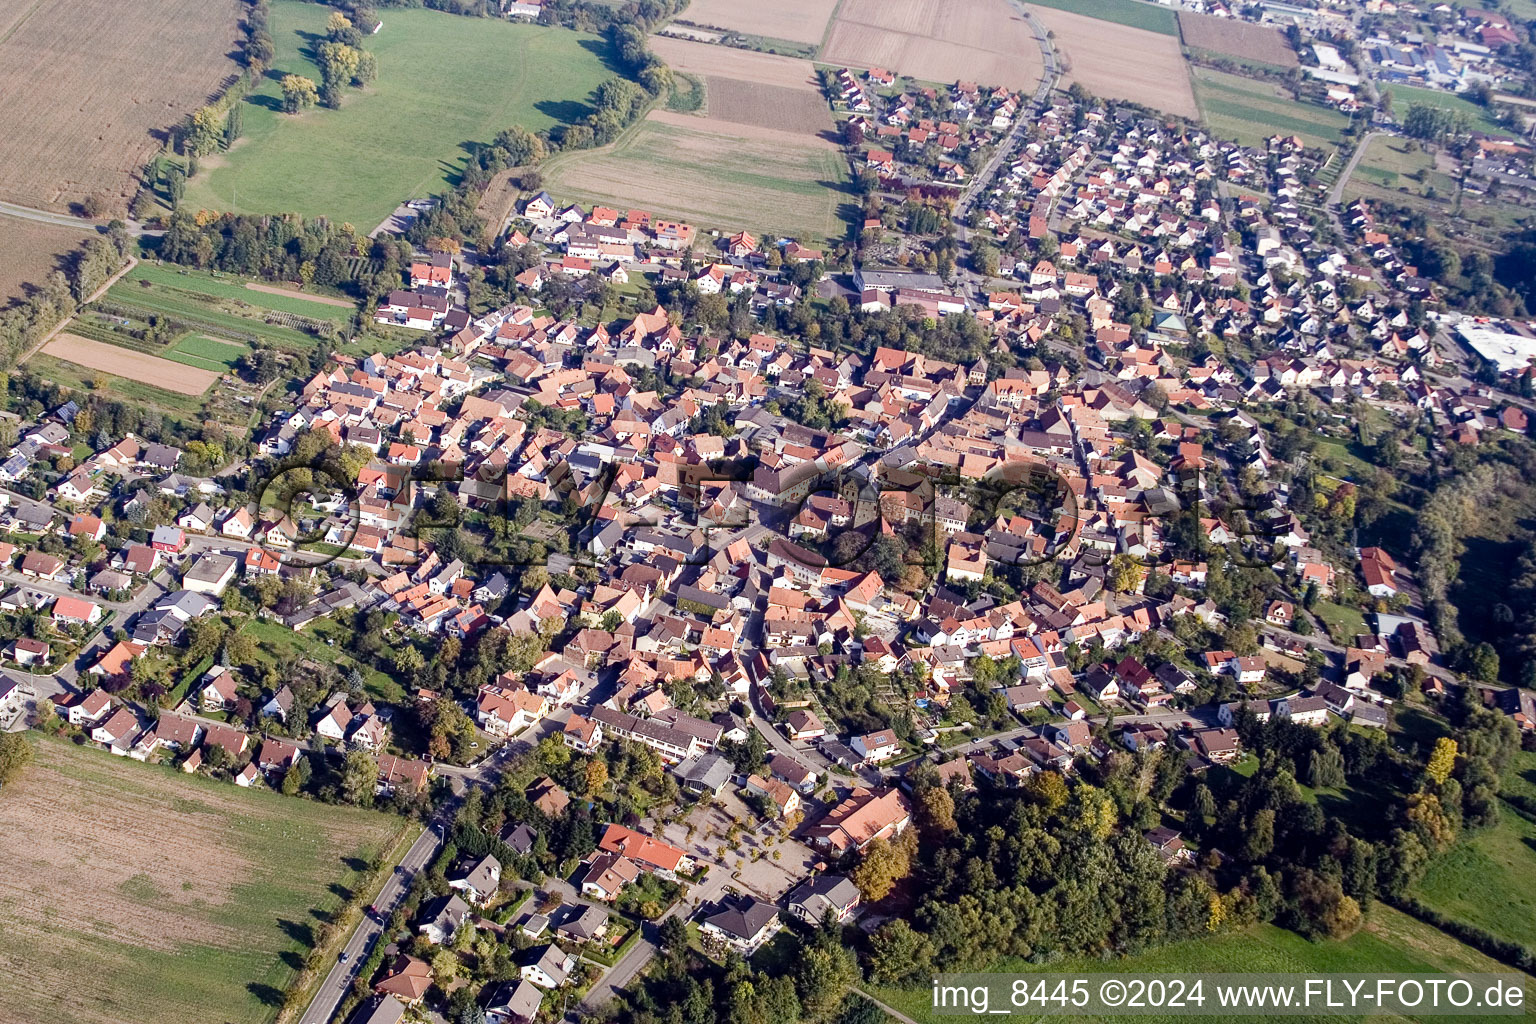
[0,735,409,1024]
[1193,68,1351,150]
[543,110,854,241]
[869,904,1536,1024]
[183,1,620,229]
[0,0,242,214]
[1025,0,1178,35]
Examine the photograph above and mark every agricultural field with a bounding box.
[820,0,1047,93]
[1413,809,1536,952]
[1179,10,1298,68]
[0,735,408,1024]
[1032,7,1198,119]
[183,1,620,230]
[1025,0,1179,35]
[1193,68,1351,150]
[647,37,832,136]
[649,36,822,90]
[0,215,94,302]
[868,905,1536,1024]
[39,334,222,395]
[673,0,840,45]
[0,0,242,214]
[543,110,854,241]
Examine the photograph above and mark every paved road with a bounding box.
[0,198,157,236]
[298,817,447,1024]
[952,3,1059,224]
[946,705,1209,756]
[1329,130,1391,206]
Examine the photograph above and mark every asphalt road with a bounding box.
[0,198,157,236]
[298,819,447,1024]
[1329,130,1392,206]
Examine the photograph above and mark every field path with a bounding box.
[245,282,355,308]
[18,255,137,364]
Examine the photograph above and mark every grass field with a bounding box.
[1413,810,1536,952]
[1025,0,1178,35]
[1192,68,1351,150]
[0,735,408,1024]
[183,1,620,229]
[543,110,855,241]
[1384,83,1511,138]
[104,266,340,353]
[1310,599,1368,643]
[1346,135,1457,197]
[242,618,404,704]
[120,263,353,322]
[868,905,1536,1024]
[167,334,249,372]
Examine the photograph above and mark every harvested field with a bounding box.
[821,0,1046,92]
[0,736,407,1024]
[543,110,853,241]
[0,0,243,214]
[1031,7,1198,119]
[1179,11,1298,67]
[0,215,93,303]
[705,77,834,135]
[676,0,839,45]
[649,36,822,91]
[39,333,221,394]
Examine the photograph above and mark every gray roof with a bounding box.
[486,980,543,1020]
[448,854,499,895]
[786,874,861,916]
[501,822,538,855]
[351,995,406,1024]
[674,751,733,793]
[558,904,608,940]
[184,552,237,584]
[703,898,779,941]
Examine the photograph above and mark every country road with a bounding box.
[297,819,445,1024]
[0,198,158,236]
[953,2,1059,224]
[1329,130,1391,206]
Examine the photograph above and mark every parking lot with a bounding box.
[659,790,822,901]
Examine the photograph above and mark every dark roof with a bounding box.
[703,898,779,941]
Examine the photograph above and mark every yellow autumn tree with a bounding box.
[1426,736,1457,786]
